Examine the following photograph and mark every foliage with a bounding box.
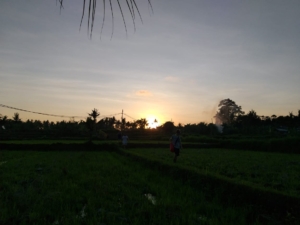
[135,118,148,130]
[58,0,153,38]
[12,112,21,122]
[183,122,219,136]
[1,99,300,140]
[88,108,100,122]
[215,98,244,125]
[160,121,175,134]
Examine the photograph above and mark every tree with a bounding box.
[86,116,95,135]
[214,99,244,125]
[129,121,137,130]
[88,108,100,122]
[245,110,261,125]
[13,112,21,122]
[297,110,300,126]
[135,118,148,130]
[0,114,7,127]
[108,116,116,128]
[207,123,219,135]
[121,118,126,130]
[58,0,153,38]
[87,108,100,139]
[177,122,183,130]
[271,114,277,120]
[197,122,208,134]
[161,121,175,134]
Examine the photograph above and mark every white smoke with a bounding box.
[215,124,223,133]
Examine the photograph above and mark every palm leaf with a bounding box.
[59,0,153,39]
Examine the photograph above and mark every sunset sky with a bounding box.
[1,0,300,126]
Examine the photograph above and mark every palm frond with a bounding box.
[116,0,128,37]
[59,0,153,39]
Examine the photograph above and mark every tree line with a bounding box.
[214,98,300,135]
[0,108,151,140]
[0,108,219,140]
[1,99,300,140]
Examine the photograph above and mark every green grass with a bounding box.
[0,140,105,144]
[0,140,169,144]
[0,150,262,225]
[126,148,300,197]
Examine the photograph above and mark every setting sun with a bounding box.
[146,116,159,129]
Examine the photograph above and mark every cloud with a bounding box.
[135,90,153,97]
[164,76,179,82]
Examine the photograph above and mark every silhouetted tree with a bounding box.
[114,119,122,130]
[13,113,21,122]
[108,116,116,128]
[161,121,175,134]
[129,121,138,130]
[207,123,219,135]
[214,99,244,125]
[86,116,95,134]
[0,114,7,126]
[121,118,126,130]
[197,122,208,134]
[136,118,148,130]
[88,108,100,122]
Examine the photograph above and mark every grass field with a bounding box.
[1,144,300,224]
[126,148,300,197]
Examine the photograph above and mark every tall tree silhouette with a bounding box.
[215,99,244,125]
[13,113,21,122]
[88,108,100,122]
[87,108,100,138]
[161,121,175,134]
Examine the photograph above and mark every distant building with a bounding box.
[275,126,289,135]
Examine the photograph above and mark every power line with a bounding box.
[123,113,136,121]
[0,104,138,121]
[0,104,85,119]
[99,113,122,118]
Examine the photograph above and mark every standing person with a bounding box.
[170,129,182,162]
[121,133,129,149]
[117,131,122,143]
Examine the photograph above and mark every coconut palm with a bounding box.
[13,113,21,122]
[88,108,100,122]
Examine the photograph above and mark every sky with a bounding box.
[1,0,300,127]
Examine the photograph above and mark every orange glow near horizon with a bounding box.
[146,116,160,129]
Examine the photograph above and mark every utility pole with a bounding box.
[121,109,123,132]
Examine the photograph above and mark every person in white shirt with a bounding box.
[122,134,128,149]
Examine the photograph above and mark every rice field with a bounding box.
[1,144,299,224]
[126,147,300,197]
